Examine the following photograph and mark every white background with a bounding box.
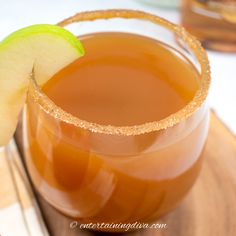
[1,0,236,133]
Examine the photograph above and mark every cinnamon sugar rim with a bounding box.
[29,9,211,136]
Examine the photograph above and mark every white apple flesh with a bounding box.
[0,24,84,146]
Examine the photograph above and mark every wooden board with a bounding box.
[15,113,236,236]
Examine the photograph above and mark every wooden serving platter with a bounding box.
[15,112,236,236]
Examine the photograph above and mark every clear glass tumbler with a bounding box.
[23,10,210,232]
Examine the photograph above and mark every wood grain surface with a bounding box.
[15,113,236,236]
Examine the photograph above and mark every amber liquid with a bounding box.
[182,0,236,52]
[43,32,199,125]
[25,32,208,229]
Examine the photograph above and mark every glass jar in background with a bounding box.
[137,0,180,8]
[181,0,236,52]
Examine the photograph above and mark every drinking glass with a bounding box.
[23,10,210,232]
[181,0,236,52]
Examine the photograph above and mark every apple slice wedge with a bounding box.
[0,24,84,146]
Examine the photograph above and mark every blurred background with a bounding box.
[0,0,235,134]
[0,1,236,236]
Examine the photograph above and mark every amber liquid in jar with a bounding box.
[181,0,236,52]
[25,32,208,229]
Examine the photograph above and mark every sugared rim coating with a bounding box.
[29,9,211,136]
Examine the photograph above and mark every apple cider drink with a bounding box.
[0,10,210,232]
[24,30,209,225]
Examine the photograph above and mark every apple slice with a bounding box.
[0,24,84,146]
